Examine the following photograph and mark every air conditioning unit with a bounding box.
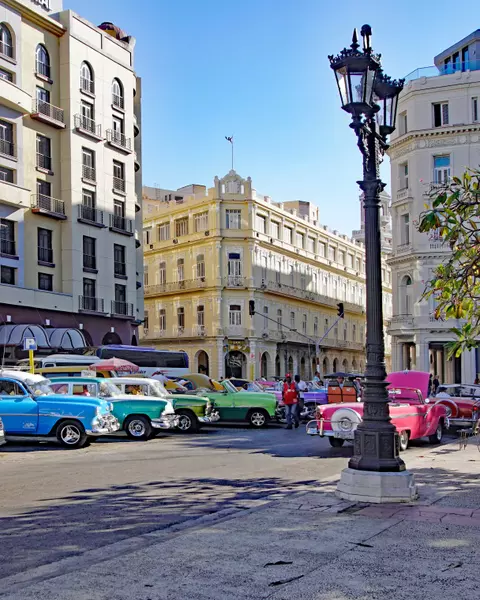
[205,230,210,236]
[173,239,178,244]
[149,244,154,249]
[270,238,273,243]
[260,283,266,290]
[262,332,269,339]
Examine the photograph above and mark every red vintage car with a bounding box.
[306,370,448,451]
[432,384,480,427]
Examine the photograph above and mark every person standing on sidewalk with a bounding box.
[433,374,440,395]
[282,374,299,429]
[294,374,307,422]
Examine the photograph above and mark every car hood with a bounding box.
[167,393,210,405]
[111,394,175,414]
[386,370,429,399]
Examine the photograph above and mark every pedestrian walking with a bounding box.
[282,374,299,429]
[433,374,440,395]
[427,374,433,397]
[294,374,307,422]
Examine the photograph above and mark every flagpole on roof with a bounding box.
[225,135,234,170]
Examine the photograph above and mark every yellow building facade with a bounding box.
[142,171,392,380]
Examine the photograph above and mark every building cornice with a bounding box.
[387,251,450,266]
[6,0,65,36]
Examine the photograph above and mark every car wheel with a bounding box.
[56,420,88,449]
[428,422,443,444]
[249,409,269,428]
[176,410,199,433]
[125,416,152,441]
[329,438,345,448]
[399,430,409,451]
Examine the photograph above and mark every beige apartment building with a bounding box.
[0,0,143,362]
[388,29,480,383]
[142,170,393,380]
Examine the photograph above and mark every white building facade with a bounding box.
[387,30,480,383]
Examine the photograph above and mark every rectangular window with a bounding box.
[175,217,188,237]
[302,314,307,334]
[313,316,318,336]
[112,115,124,136]
[356,257,361,272]
[194,211,209,232]
[113,160,125,192]
[296,232,305,248]
[318,241,326,257]
[227,252,242,284]
[0,166,14,182]
[433,102,449,127]
[452,51,460,72]
[256,214,267,233]
[284,226,293,244]
[401,214,410,245]
[83,236,96,270]
[0,265,15,284]
[36,86,50,107]
[277,309,282,331]
[226,209,241,229]
[270,221,279,239]
[290,311,295,330]
[399,162,408,189]
[0,119,14,157]
[177,307,185,329]
[157,222,170,241]
[83,277,96,298]
[229,305,242,326]
[159,309,166,331]
[0,68,13,82]
[177,258,185,282]
[159,262,166,284]
[196,254,205,279]
[444,57,451,74]
[82,148,95,181]
[197,305,205,326]
[348,253,354,268]
[144,311,149,331]
[143,266,148,287]
[36,134,51,170]
[338,251,345,265]
[263,306,268,329]
[433,155,450,185]
[115,283,126,306]
[328,246,336,262]
[80,100,94,129]
[0,218,15,256]
[114,244,126,276]
[307,236,315,253]
[399,111,407,135]
[473,97,478,122]
[324,318,329,333]
[38,272,53,291]
[143,229,151,245]
[114,198,125,219]
[37,227,53,263]
[462,46,470,71]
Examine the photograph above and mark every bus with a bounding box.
[95,345,189,377]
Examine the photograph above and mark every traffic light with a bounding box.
[249,300,255,316]
[337,302,344,318]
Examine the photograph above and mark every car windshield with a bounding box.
[98,382,122,398]
[221,380,238,394]
[143,380,168,398]
[28,379,55,396]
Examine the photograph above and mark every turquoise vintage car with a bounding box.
[179,374,277,427]
[110,377,220,433]
[49,377,178,441]
[0,371,119,449]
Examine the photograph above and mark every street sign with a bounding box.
[23,338,37,351]
[81,370,96,378]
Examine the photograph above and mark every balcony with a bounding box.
[79,295,104,313]
[193,324,207,336]
[0,138,15,158]
[0,78,32,115]
[142,329,167,340]
[80,77,95,95]
[395,188,412,203]
[109,214,133,236]
[111,300,134,317]
[395,243,412,256]
[31,194,66,220]
[82,164,96,183]
[74,114,102,140]
[31,99,65,129]
[106,129,132,153]
[0,239,16,257]
[38,246,53,264]
[114,261,127,278]
[223,276,247,288]
[36,153,52,172]
[405,60,480,83]
[173,325,186,337]
[389,315,414,328]
[112,93,124,110]
[144,278,207,297]
[113,176,126,194]
[77,204,105,227]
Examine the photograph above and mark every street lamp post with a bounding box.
[329,26,417,501]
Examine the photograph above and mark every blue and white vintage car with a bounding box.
[0,371,119,449]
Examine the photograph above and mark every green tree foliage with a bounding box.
[418,169,480,357]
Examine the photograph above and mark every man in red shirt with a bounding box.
[282,374,299,429]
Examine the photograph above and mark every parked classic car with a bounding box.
[0,371,119,449]
[109,377,220,433]
[306,370,448,450]
[274,381,328,422]
[49,377,178,440]
[178,374,276,427]
[0,417,6,446]
[433,384,480,427]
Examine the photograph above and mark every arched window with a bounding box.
[0,23,13,58]
[112,78,124,108]
[36,44,50,78]
[401,275,413,315]
[80,62,94,94]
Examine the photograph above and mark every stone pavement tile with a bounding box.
[353,506,400,519]
[441,513,480,527]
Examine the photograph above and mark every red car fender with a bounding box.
[433,398,459,418]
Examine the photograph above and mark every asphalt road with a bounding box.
[0,424,456,583]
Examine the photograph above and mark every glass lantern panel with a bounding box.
[335,68,349,106]
[349,72,366,103]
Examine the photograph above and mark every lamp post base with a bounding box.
[336,468,418,504]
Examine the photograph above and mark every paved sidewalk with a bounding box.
[1,439,479,600]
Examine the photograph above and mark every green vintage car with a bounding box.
[49,377,178,440]
[109,377,220,433]
[179,374,276,427]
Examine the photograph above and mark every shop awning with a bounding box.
[47,328,87,350]
[0,324,51,348]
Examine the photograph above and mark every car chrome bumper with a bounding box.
[87,415,120,435]
[305,419,354,440]
[199,410,220,423]
[152,414,179,429]
[449,416,476,427]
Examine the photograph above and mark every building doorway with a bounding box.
[260,352,270,379]
[225,351,246,378]
[196,350,209,375]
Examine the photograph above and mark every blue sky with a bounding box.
[67,0,479,234]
